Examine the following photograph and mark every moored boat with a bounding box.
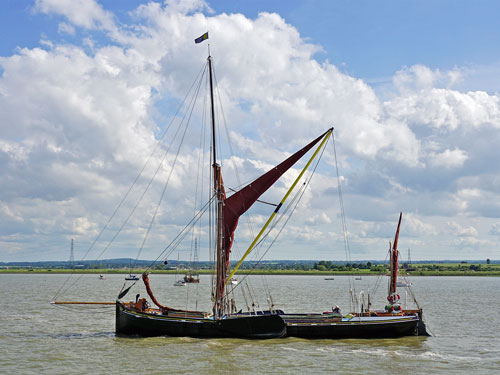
[173,279,186,286]
[397,281,412,287]
[183,238,200,283]
[282,313,421,339]
[279,213,429,338]
[183,274,200,283]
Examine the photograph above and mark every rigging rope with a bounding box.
[116,194,215,300]
[331,132,357,311]
[212,63,264,304]
[52,62,208,301]
[55,109,192,299]
[229,134,328,291]
[186,64,210,311]
[371,248,390,301]
[141,194,216,275]
[134,63,207,262]
[224,129,332,286]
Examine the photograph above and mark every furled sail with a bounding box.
[142,273,171,311]
[142,273,201,313]
[222,130,330,268]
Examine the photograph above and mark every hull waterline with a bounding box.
[282,314,421,339]
[116,301,286,339]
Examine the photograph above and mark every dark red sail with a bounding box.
[222,130,330,267]
[389,212,402,298]
[142,273,171,311]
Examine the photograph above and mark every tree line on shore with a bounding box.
[1,258,498,275]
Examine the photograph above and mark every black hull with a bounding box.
[116,302,286,339]
[283,315,420,339]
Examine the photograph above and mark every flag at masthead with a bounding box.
[195,32,209,44]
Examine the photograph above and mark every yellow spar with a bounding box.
[224,128,333,287]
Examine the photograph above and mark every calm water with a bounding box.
[1,274,499,374]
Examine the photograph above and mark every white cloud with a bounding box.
[72,217,98,235]
[447,221,478,237]
[404,214,438,237]
[429,148,468,168]
[1,1,500,261]
[305,212,332,226]
[162,0,212,14]
[451,236,492,250]
[386,84,500,131]
[392,65,462,93]
[393,65,439,92]
[34,0,116,31]
[0,201,24,224]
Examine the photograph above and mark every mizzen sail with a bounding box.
[389,212,402,299]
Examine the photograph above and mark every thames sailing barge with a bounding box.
[280,213,429,338]
[114,45,334,338]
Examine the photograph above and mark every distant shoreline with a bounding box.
[1,268,499,276]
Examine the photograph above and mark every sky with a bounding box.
[1,0,500,262]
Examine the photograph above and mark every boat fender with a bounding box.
[387,293,401,303]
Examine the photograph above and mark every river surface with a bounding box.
[1,274,499,374]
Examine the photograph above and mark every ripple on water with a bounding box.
[2,274,500,374]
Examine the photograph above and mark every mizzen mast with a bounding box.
[388,212,402,303]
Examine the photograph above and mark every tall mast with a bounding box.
[208,53,225,318]
[389,212,402,300]
[208,54,216,168]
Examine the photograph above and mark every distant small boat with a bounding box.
[172,253,189,286]
[125,274,139,281]
[355,276,362,280]
[98,275,106,280]
[183,274,200,283]
[397,281,412,287]
[324,277,335,280]
[173,279,186,286]
[230,278,238,285]
[184,238,200,283]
